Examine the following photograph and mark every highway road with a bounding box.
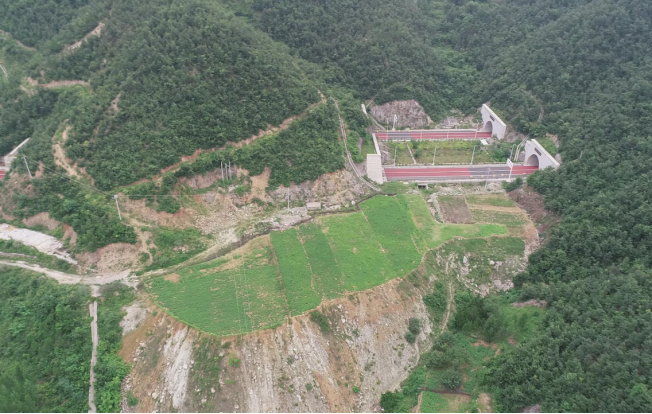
[0,170,5,180]
[376,130,492,140]
[384,165,537,181]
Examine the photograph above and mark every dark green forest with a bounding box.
[0,267,91,412]
[1,0,652,411]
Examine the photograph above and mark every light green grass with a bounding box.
[321,212,396,291]
[420,391,449,413]
[465,194,515,207]
[360,196,423,273]
[271,229,320,316]
[296,223,345,299]
[149,244,287,335]
[470,209,528,227]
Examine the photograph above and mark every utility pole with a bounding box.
[23,156,32,179]
[509,145,516,161]
[394,146,398,165]
[113,195,122,221]
[432,147,437,165]
[392,114,398,130]
[471,145,476,165]
[228,161,231,180]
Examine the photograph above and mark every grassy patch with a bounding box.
[150,243,287,335]
[465,195,515,207]
[271,229,320,315]
[146,227,207,271]
[470,209,528,228]
[360,196,423,273]
[321,212,396,291]
[296,223,344,299]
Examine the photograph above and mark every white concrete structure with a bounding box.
[481,104,507,139]
[4,138,30,166]
[524,139,560,170]
[366,154,384,184]
[306,202,322,211]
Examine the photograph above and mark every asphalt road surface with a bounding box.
[384,165,537,181]
[376,130,492,140]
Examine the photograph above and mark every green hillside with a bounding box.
[1,0,652,412]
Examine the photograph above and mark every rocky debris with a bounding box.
[120,300,149,336]
[126,278,433,412]
[370,100,433,128]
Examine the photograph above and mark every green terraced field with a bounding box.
[150,194,522,335]
[271,229,320,315]
[322,212,397,291]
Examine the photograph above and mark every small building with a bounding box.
[306,202,322,211]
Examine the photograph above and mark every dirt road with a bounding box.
[0,260,133,286]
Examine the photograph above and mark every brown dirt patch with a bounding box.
[164,273,180,283]
[509,185,560,238]
[438,196,473,223]
[466,204,523,213]
[76,242,140,272]
[478,392,493,413]
[22,212,60,230]
[63,224,78,247]
[249,167,270,202]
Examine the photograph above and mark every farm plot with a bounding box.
[320,212,397,291]
[360,195,423,273]
[149,238,287,335]
[296,222,345,299]
[470,209,528,230]
[465,194,516,208]
[271,229,320,316]
[150,194,528,336]
[438,196,473,224]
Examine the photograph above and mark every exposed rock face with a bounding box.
[370,100,433,129]
[121,277,434,412]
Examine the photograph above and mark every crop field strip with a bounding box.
[150,194,525,335]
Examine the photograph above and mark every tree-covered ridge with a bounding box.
[51,0,321,189]
[440,0,652,411]
[0,267,91,412]
[171,100,343,188]
[247,0,478,117]
[0,0,98,48]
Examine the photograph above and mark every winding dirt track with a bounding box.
[0,260,131,285]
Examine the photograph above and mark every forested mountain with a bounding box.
[1,0,652,412]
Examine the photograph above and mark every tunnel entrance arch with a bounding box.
[523,139,559,170]
[480,104,507,139]
[525,154,540,167]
